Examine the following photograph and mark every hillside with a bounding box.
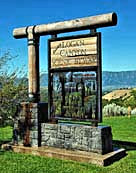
[102,89,131,101]
[102,71,136,90]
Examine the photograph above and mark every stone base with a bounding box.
[13,102,48,147]
[41,123,113,154]
[12,145,126,166]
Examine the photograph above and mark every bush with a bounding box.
[0,51,28,126]
[131,108,136,115]
[103,103,128,116]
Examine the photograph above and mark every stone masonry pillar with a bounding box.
[18,102,41,147]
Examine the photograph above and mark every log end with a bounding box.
[112,12,117,26]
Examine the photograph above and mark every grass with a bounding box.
[0,126,12,142]
[0,150,136,173]
[101,116,136,142]
[0,116,136,173]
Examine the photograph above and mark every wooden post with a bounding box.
[27,26,40,102]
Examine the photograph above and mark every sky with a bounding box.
[0,0,135,73]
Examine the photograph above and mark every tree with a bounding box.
[130,90,136,100]
[0,51,28,126]
[123,90,136,109]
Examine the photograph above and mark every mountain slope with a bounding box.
[102,89,131,101]
[102,71,136,89]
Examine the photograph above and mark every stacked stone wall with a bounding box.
[41,123,113,154]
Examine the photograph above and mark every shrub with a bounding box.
[0,51,28,126]
[131,108,136,115]
[103,103,128,116]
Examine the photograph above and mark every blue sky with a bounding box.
[0,0,135,72]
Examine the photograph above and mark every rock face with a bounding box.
[41,123,113,154]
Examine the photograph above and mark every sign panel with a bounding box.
[48,33,102,123]
[50,36,98,69]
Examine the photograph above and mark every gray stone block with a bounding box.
[65,134,71,138]
[50,132,57,138]
[42,135,50,142]
[31,119,38,126]
[45,124,58,130]
[41,123,113,154]
[30,131,38,139]
[31,139,38,147]
[57,133,65,140]
[60,125,71,134]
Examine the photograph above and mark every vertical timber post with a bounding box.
[27,26,40,102]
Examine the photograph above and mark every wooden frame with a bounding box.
[48,32,102,123]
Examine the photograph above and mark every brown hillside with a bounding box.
[102,89,131,101]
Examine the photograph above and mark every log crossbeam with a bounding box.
[13,12,117,39]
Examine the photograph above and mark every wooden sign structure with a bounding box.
[13,12,117,124]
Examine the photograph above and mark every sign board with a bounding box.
[49,34,100,69]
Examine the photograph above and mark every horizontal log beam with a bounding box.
[13,12,117,39]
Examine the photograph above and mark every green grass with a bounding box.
[0,116,136,173]
[0,126,12,142]
[0,150,136,173]
[101,116,136,142]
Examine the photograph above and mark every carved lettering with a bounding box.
[50,36,98,68]
[74,55,97,65]
[60,49,87,57]
[53,40,85,55]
